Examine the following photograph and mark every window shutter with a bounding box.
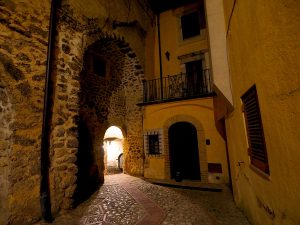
[242,86,269,174]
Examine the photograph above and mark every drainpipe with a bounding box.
[40,0,59,221]
[157,13,164,100]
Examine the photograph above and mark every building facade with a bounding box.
[141,0,229,185]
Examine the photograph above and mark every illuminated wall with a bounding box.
[222,0,300,224]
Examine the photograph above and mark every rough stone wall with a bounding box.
[49,0,149,214]
[0,0,50,224]
[49,21,83,213]
[0,86,14,225]
[122,56,144,175]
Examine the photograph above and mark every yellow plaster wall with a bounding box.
[143,98,229,183]
[152,6,209,78]
[223,0,300,225]
[144,157,165,179]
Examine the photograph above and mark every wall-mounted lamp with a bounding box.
[237,161,245,166]
[165,51,170,61]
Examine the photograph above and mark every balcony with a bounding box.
[139,69,213,105]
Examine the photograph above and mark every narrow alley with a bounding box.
[36,174,250,225]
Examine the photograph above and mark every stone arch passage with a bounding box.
[49,23,145,212]
[169,122,200,180]
[78,35,144,180]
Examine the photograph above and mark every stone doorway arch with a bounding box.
[163,115,208,182]
[169,122,201,181]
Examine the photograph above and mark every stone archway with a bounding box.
[50,22,145,212]
[79,35,145,177]
[65,34,145,205]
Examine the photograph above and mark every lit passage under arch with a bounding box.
[103,126,124,173]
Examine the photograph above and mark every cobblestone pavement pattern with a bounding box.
[36,174,251,225]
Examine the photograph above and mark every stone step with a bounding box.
[144,178,223,192]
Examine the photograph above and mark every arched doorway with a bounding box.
[103,126,124,174]
[169,122,200,180]
[78,36,144,176]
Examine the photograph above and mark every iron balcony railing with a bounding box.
[142,69,213,103]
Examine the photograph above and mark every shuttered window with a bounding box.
[242,85,269,174]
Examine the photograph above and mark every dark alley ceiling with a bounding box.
[148,0,198,14]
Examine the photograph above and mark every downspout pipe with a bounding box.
[40,0,59,221]
[157,13,164,100]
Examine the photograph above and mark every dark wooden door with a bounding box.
[186,60,203,96]
[169,122,201,180]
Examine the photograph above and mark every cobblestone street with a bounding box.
[37,174,251,225]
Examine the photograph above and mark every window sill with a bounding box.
[179,29,207,46]
[249,164,271,181]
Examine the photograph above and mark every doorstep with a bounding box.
[144,178,223,192]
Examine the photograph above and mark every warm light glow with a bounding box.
[104,126,123,140]
[103,126,124,169]
[104,140,123,167]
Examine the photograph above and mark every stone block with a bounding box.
[0,52,24,80]
[61,198,73,209]
[55,128,65,137]
[64,184,76,198]
[55,117,65,125]
[56,155,77,164]
[16,81,31,97]
[67,126,78,137]
[67,164,78,174]
[62,44,71,54]
[67,138,78,148]
[12,135,36,146]
[61,174,77,189]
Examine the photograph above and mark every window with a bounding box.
[148,135,159,155]
[144,129,163,156]
[181,5,206,40]
[181,11,200,39]
[242,85,269,174]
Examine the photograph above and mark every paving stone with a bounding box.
[35,174,251,225]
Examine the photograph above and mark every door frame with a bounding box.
[163,115,208,183]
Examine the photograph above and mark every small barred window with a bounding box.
[144,129,163,156]
[148,135,159,155]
